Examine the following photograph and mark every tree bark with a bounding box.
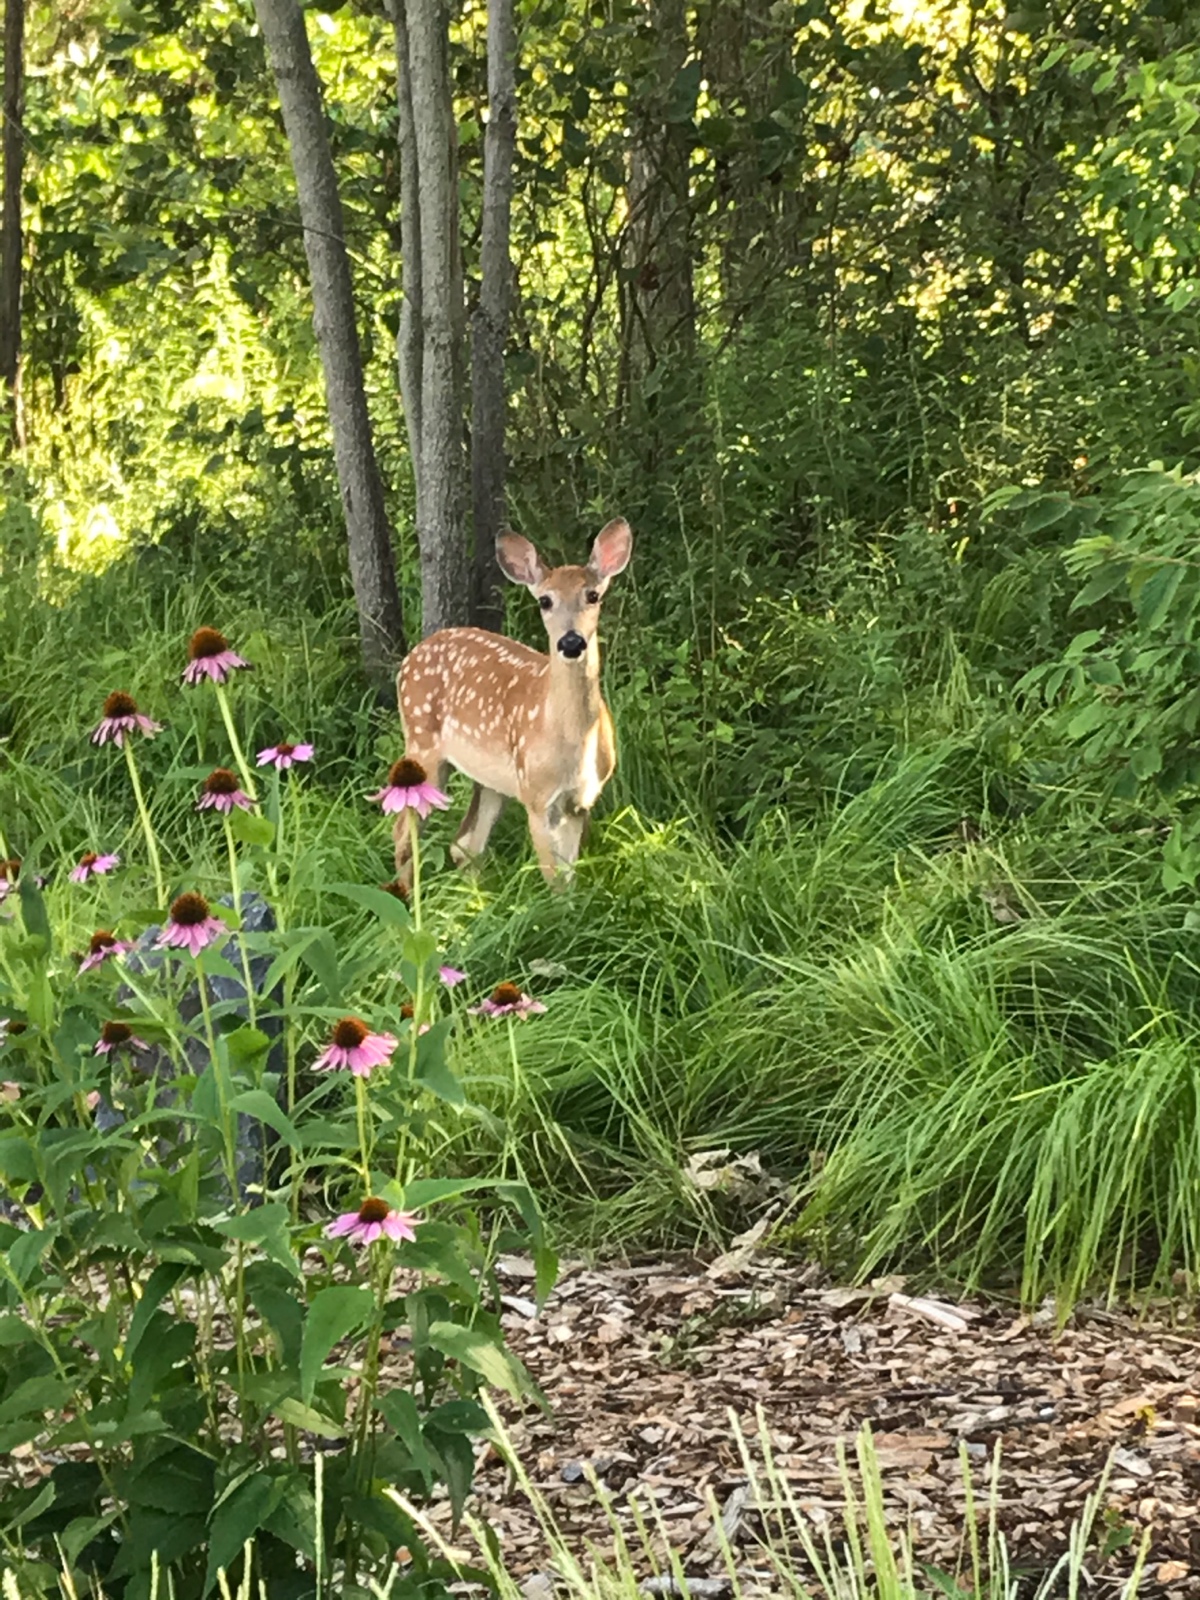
[621,0,694,391]
[0,0,25,450]
[388,0,424,544]
[470,0,517,632]
[392,0,470,638]
[253,0,406,686]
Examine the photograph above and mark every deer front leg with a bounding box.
[527,798,587,888]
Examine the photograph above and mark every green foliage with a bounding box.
[0,657,551,1597]
[7,3,1200,1541]
[1014,469,1200,888]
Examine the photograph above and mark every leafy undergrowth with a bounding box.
[3,546,1200,1310]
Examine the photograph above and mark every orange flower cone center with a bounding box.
[102,691,137,718]
[491,983,524,1008]
[189,627,230,660]
[332,1018,369,1050]
[170,893,211,927]
[358,1197,390,1223]
[388,758,428,788]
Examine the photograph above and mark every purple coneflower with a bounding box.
[257,741,313,771]
[94,1020,149,1056]
[70,851,121,884]
[439,966,467,987]
[313,1017,398,1078]
[325,1196,420,1246]
[91,691,162,747]
[469,982,547,1019]
[369,758,450,819]
[78,930,133,975]
[183,627,252,686]
[157,893,226,958]
[196,768,254,814]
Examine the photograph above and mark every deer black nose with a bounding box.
[558,630,586,659]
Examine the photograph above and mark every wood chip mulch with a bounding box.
[424,1254,1200,1599]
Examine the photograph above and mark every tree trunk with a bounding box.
[388,0,424,549]
[391,0,470,638]
[0,0,25,451]
[469,0,517,632]
[621,0,694,392]
[253,0,406,687]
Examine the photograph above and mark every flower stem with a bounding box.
[355,1074,372,1190]
[396,812,423,1188]
[408,810,421,929]
[195,964,237,1192]
[195,960,249,1427]
[222,817,257,1030]
[214,682,257,801]
[504,1018,532,1186]
[122,738,165,907]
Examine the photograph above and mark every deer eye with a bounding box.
[585,590,600,605]
[538,595,553,611]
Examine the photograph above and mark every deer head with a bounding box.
[496,518,633,661]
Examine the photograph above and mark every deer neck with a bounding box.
[544,639,603,741]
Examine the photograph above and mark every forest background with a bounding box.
[3,0,1200,1306]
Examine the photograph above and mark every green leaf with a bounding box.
[1129,745,1163,780]
[260,930,322,1001]
[126,1262,188,1359]
[1135,563,1185,631]
[228,809,276,848]
[245,1262,306,1368]
[399,1176,494,1209]
[204,1471,286,1595]
[403,928,439,968]
[414,1020,464,1106]
[0,1373,75,1427]
[271,1397,346,1438]
[0,1135,37,1184]
[1021,493,1074,533]
[9,1228,55,1286]
[426,1320,531,1400]
[300,930,341,1003]
[229,1089,301,1148]
[17,876,52,952]
[427,1425,475,1527]
[1069,560,1129,611]
[120,1444,215,1515]
[225,1026,272,1066]
[299,1286,373,1402]
[329,882,412,929]
[263,1472,318,1560]
[0,1314,37,1347]
[211,1203,299,1280]
[1066,698,1111,741]
[377,1388,435,1490]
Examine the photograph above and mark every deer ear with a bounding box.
[588,517,633,581]
[496,532,547,587]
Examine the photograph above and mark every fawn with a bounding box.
[394,517,633,886]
